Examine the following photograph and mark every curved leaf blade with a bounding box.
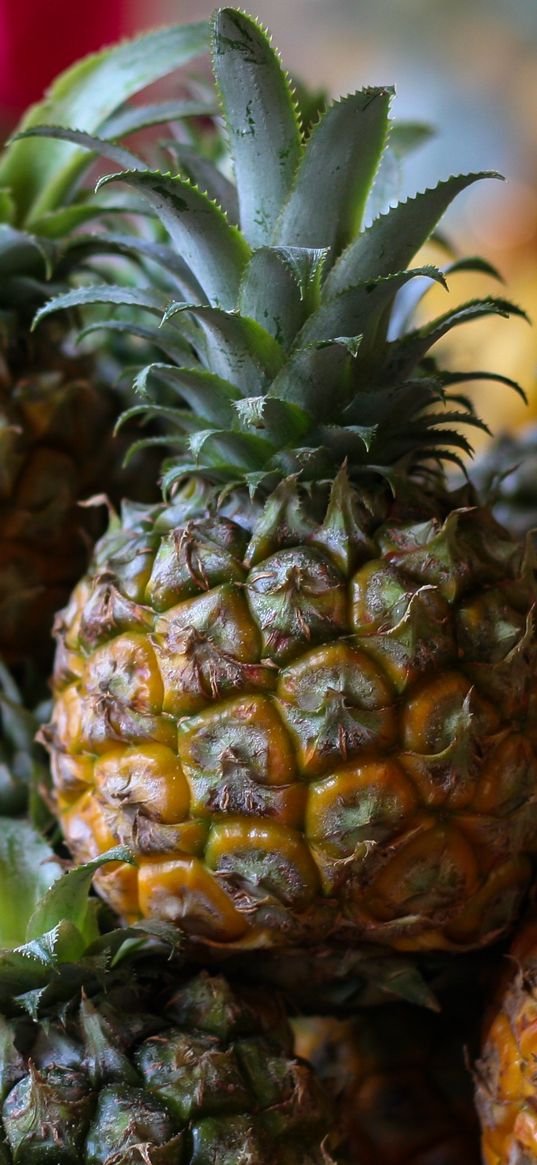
[162,302,284,391]
[26,847,135,943]
[32,283,167,329]
[325,172,501,298]
[98,169,250,309]
[0,820,61,949]
[275,88,392,260]
[14,125,144,172]
[211,8,302,246]
[0,20,209,225]
[297,266,446,347]
[134,363,240,425]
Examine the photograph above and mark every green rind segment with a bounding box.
[324,171,501,297]
[0,21,209,225]
[211,8,302,247]
[97,169,251,310]
[275,88,392,260]
[0,975,337,1164]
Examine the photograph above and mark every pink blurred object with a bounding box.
[0,0,128,122]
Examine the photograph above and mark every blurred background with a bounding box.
[2,0,537,445]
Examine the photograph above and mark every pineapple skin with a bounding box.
[476,920,537,1164]
[294,1003,480,1165]
[0,970,336,1165]
[44,471,537,955]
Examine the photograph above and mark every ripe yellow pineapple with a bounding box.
[40,8,537,957]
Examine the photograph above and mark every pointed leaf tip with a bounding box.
[211,6,302,247]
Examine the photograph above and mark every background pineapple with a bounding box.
[294,1001,481,1164]
[38,7,537,960]
[0,20,209,672]
[475,918,537,1164]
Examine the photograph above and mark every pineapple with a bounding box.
[475,919,537,1164]
[0,21,208,670]
[0,818,338,1165]
[294,1002,480,1164]
[40,7,537,956]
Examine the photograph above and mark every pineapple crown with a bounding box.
[34,7,527,495]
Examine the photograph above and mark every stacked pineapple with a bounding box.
[3,6,537,1164]
[37,9,537,962]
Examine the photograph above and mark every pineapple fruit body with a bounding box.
[0,970,336,1165]
[476,920,537,1164]
[45,476,537,953]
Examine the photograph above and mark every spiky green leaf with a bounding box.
[97,169,250,309]
[165,143,239,223]
[385,297,528,378]
[298,266,446,347]
[101,98,217,139]
[32,284,167,330]
[162,302,284,391]
[211,7,302,246]
[325,172,500,297]
[14,126,144,172]
[234,394,310,444]
[0,821,61,949]
[78,318,191,363]
[26,848,135,945]
[134,363,240,425]
[266,339,352,419]
[238,247,321,346]
[275,88,392,259]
